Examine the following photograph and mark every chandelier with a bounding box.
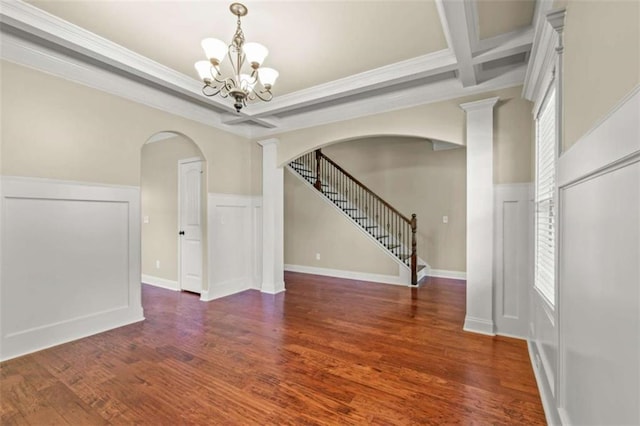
[194,3,278,113]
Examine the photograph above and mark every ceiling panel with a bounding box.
[27,0,449,95]
[477,0,535,40]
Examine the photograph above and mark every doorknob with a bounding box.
[179,231,185,235]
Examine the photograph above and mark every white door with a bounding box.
[178,159,203,293]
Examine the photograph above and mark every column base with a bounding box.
[261,281,286,295]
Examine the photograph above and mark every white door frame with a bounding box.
[177,156,204,292]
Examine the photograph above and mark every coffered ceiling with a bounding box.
[0,0,538,138]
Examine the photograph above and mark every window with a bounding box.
[534,87,557,306]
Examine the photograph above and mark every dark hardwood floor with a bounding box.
[1,273,546,425]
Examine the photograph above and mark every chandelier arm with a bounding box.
[252,89,274,102]
[202,84,224,97]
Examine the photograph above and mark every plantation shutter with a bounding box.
[534,88,556,305]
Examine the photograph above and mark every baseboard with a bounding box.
[527,340,562,425]
[427,269,467,280]
[284,264,407,286]
[260,285,286,295]
[0,306,144,362]
[463,316,496,336]
[141,274,179,291]
[495,330,527,340]
[200,279,253,301]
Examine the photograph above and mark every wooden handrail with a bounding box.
[316,149,412,224]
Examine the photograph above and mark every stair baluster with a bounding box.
[288,148,420,285]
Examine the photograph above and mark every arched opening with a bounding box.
[140,131,208,296]
[283,135,466,284]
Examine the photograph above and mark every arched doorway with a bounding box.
[140,131,207,295]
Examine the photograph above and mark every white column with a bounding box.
[460,97,499,335]
[258,138,285,294]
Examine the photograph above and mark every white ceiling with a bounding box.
[1,0,537,138]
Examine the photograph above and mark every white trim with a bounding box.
[557,86,640,188]
[459,96,500,111]
[0,175,139,190]
[207,193,264,299]
[141,274,179,291]
[200,281,253,302]
[284,264,408,287]
[231,50,458,120]
[523,4,563,103]
[436,0,477,87]
[1,0,531,139]
[463,316,496,336]
[426,269,467,280]
[0,176,143,361]
[527,340,562,425]
[0,31,253,138]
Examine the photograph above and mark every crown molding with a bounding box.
[460,96,500,112]
[230,49,458,121]
[254,65,525,138]
[1,0,531,140]
[522,0,557,102]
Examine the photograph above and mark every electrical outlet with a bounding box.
[316,253,321,260]
[443,215,449,224]
[143,215,150,224]
[155,260,160,269]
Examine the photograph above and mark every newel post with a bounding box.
[411,213,417,286]
[314,149,322,191]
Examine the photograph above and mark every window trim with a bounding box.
[534,79,558,309]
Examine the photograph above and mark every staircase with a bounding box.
[287,149,427,286]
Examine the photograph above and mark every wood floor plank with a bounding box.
[0,272,546,424]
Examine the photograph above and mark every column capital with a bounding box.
[257,138,279,147]
[546,8,566,34]
[460,97,499,113]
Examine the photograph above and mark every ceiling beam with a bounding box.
[222,114,281,129]
[436,0,478,87]
[473,27,533,65]
[221,50,458,125]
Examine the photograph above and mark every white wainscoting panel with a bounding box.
[555,87,639,426]
[494,183,533,339]
[0,177,144,361]
[203,194,262,301]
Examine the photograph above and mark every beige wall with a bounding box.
[274,85,534,184]
[323,137,467,272]
[280,87,533,276]
[558,0,640,150]
[141,136,202,281]
[284,171,399,275]
[0,60,256,194]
